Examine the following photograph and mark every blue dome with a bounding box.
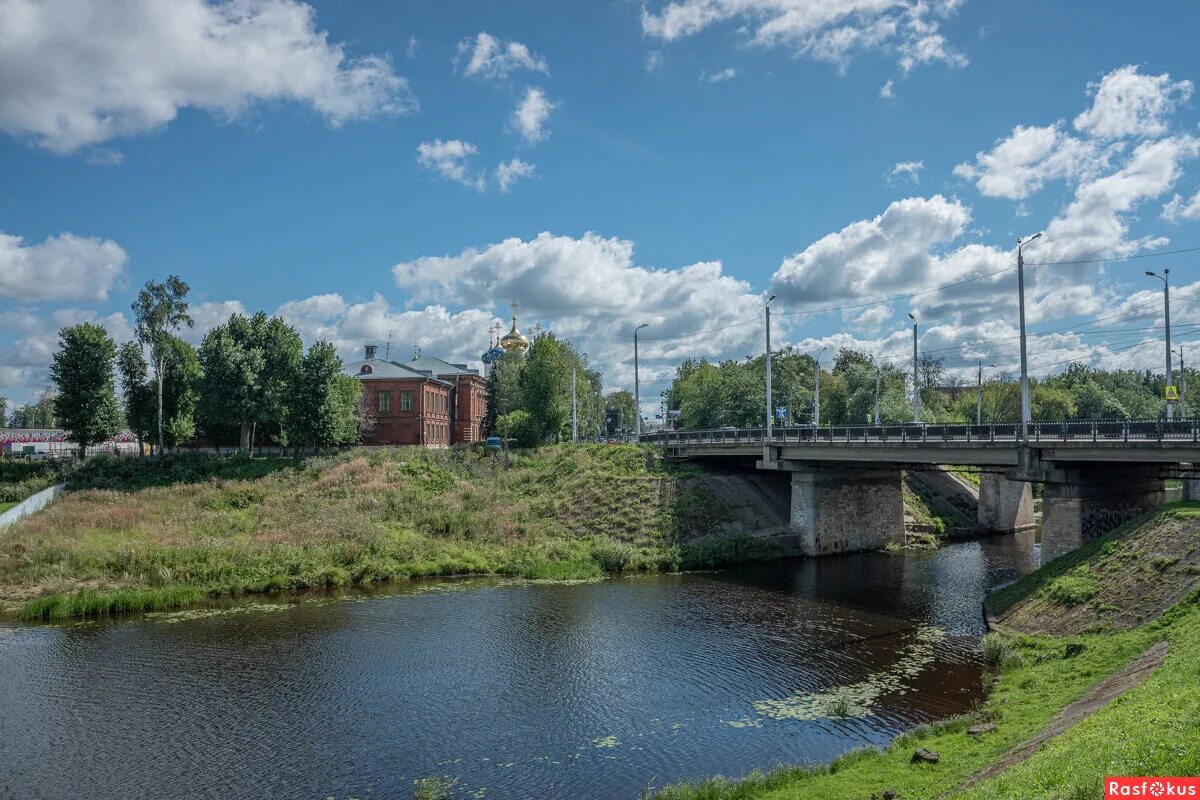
[481,346,505,364]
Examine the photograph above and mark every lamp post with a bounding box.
[634,323,649,441]
[1017,232,1042,441]
[813,346,827,426]
[765,295,776,446]
[977,360,996,425]
[908,312,919,424]
[1146,269,1173,419]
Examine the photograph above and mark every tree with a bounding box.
[289,341,357,450]
[132,275,193,454]
[0,396,6,427]
[161,336,200,449]
[49,323,121,457]
[605,390,636,434]
[116,341,154,451]
[519,333,571,442]
[485,349,525,432]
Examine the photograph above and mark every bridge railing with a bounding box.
[640,418,1200,447]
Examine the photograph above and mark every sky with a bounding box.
[3,0,1200,415]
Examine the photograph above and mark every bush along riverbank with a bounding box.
[1,446,782,621]
[653,502,1200,800]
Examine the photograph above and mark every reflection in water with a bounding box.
[0,534,1038,800]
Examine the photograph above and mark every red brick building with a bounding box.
[346,345,487,447]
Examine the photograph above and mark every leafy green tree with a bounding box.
[485,349,525,433]
[519,333,571,442]
[131,275,193,454]
[605,389,636,434]
[0,396,6,427]
[49,323,121,457]
[496,409,538,448]
[289,341,358,450]
[161,336,200,448]
[116,341,154,450]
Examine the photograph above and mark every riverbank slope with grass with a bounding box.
[654,503,1200,800]
[0,446,781,620]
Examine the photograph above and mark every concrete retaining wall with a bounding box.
[0,483,65,529]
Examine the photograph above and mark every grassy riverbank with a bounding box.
[1,446,754,621]
[654,503,1200,799]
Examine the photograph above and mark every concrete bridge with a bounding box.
[641,419,1200,561]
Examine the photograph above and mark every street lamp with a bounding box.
[765,295,776,448]
[813,346,827,426]
[1017,232,1043,441]
[977,360,996,425]
[1146,269,1173,419]
[908,312,919,424]
[634,323,649,441]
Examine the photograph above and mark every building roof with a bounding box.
[344,357,455,387]
[407,356,480,377]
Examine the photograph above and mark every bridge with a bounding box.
[640,419,1200,561]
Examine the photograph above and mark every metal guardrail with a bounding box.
[633,418,1200,447]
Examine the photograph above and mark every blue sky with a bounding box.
[3,0,1200,410]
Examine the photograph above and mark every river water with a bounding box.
[0,532,1038,800]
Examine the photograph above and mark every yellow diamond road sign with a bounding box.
[1166,385,1180,401]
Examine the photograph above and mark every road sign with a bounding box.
[1166,385,1180,401]
[775,406,787,420]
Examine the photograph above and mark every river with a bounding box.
[0,532,1038,800]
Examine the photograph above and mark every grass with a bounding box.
[0,502,15,514]
[2,445,741,620]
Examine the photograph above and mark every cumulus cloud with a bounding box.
[879,79,895,98]
[416,139,487,191]
[700,67,737,83]
[511,87,557,144]
[0,231,127,302]
[1162,190,1200,223]
[641,0,967,75]
[953,123,1116,200]
[1074,65,1194,140]
[645,51,664,72]
[494,158,536,192]
[888,160,924,185]
[455,32,548,79]
[0,0,415,154]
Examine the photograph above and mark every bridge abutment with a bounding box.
[977,471,1035,534]
[789,464,905,556]
[1040,467,1166,562]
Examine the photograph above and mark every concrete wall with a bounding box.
[978,471,1036,534]
[0,483,65,529]
[1041,468,1165,561]
[790,465,905,556]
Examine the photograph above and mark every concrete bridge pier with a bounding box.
[1040,466,1166,562]
[787,463,905,556]
[977,472,1036,534]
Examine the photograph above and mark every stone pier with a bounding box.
[977,471,1036,534]
[789,464,905,556]
[1040,466,1166,562]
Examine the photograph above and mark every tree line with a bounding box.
[35,275,363,457]
[665,347,1190,429]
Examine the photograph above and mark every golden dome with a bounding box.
[499,299,530,353]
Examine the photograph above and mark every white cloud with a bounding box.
[641,0,967,75]
[1074,65,1194,140]
[416,139,487,191]
[888,160,924,185]
[645,51,664,72]
[879,79,895,98]
[700,67,738,83]
[0,231,127,302]
[84,148,124,167]
[406,37,420,60]
[953,123,1116,200]
[0,0,415,155]
[495,158,536,192]
[1162,190,1200,223]
[511,87,557,144]
[455,32,548,80]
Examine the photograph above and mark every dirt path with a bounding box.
[961,640,1169,789]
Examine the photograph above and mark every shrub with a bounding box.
[982,632,1022,671]
[591,537,635,572]
[1045,570,1100,606]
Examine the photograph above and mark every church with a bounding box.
[345,300,530,447]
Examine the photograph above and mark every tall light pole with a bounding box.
[1017,232,1042,441]
[874,364,881,425]
[1147,269,1173,419]
[813,346,827,426]
[634,323,649,440]
[977,360,996,425]
[765,295,776,442]
[908,312,920,424]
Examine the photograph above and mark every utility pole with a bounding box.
[874,365,881,425]
[908,312,919,424]
[1017,233,1042,441]
[634,323,648,441]
[977,361,995,425]
[1178,345,1187,418]
[813,346,827,426]
[1147,269,1173,419]
[765,295,776,445]
[571,368,578,443]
